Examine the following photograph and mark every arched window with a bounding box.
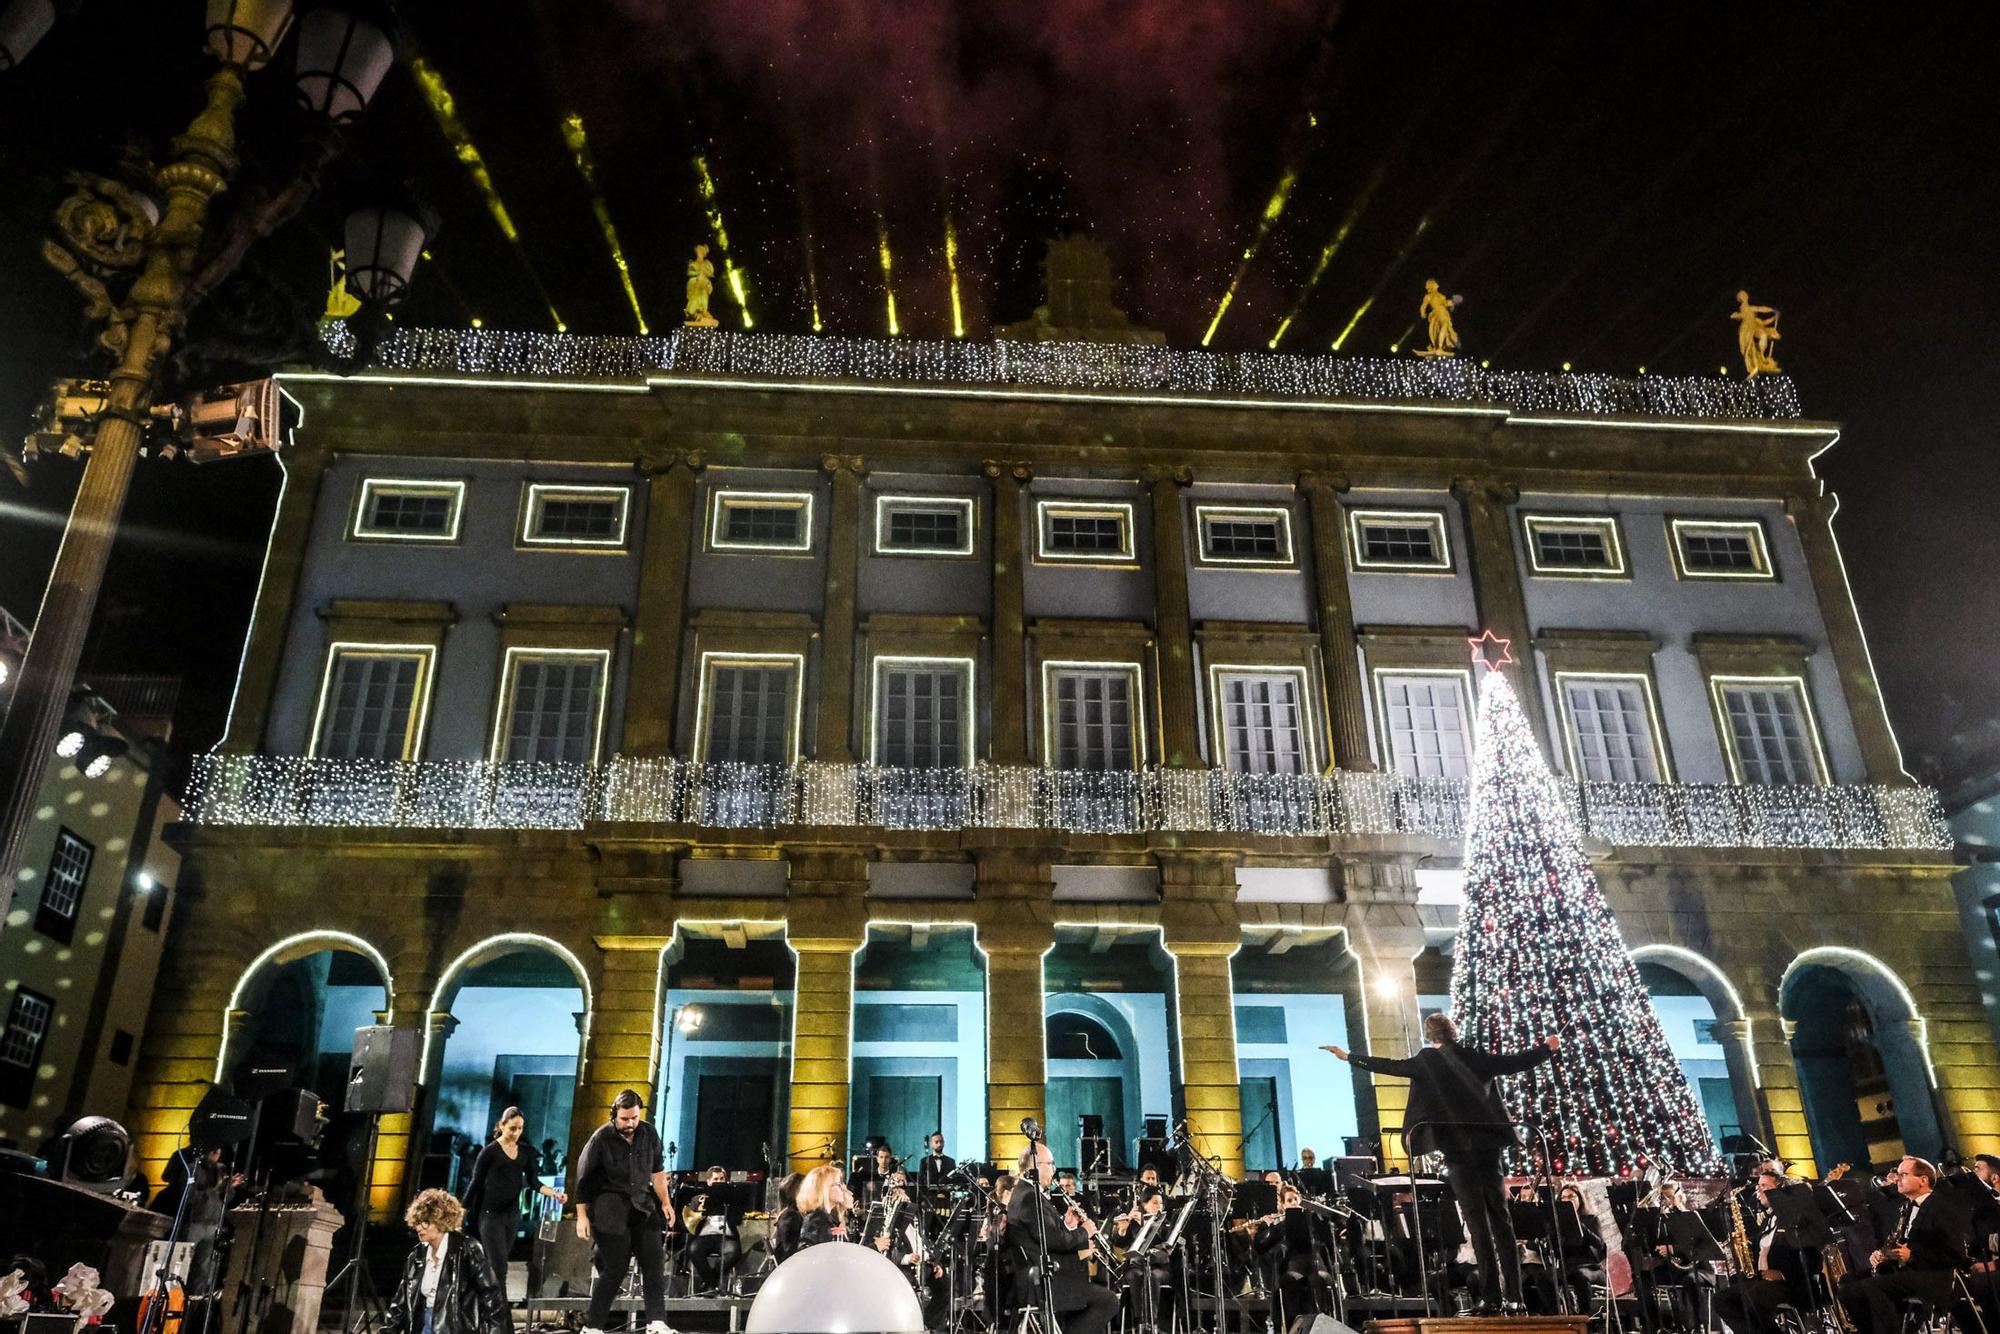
[1046,1011,1121,1060]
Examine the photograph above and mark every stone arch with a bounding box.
[216,930,395,1083]
[1780,947,1941,1169]
[1629,943,1764,1155]
[1042,992,1145,1169]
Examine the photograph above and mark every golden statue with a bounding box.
[322,249,362,322]
[1416,278,1460,358]
[684,244,719,328]
[1731,290,1781,377]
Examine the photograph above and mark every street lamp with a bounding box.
[343,198,438,306]
[0,1,408,913]
[660,1003,705,1159]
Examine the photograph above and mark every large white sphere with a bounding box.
[745,1243,926,1334]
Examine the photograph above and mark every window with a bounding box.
[35,828,92,943]
[1559,676,1663,782]
[1196,506,1294,566]
[1691,1019,1724,1047]
[521,484,630,548]
[710,490,814,552]
[494,650,607,764]
[0,988,54,1107]
[1377,672,1472,778]
[142,882,166,932]
[699,657,800,765]
[875,495,975,556]
[1036,500,1136,562]
[1670,518,1774,579]
[1215,671,1310,774]
[108,1030,134,1066]
[1712,677,1825,785]
[1349,509,1452,571]
[1046,665,1141,770]
[1524,515,1627,577]
[351,479,464,542]
[311,646,434,760]
[874,660,972,768]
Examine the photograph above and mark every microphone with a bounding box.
[1020,1117,1044,1142]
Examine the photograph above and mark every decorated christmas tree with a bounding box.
[1450,634,1721,1177]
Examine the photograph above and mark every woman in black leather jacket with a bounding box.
[381,1189,508,1334]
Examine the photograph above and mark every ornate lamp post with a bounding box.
[0,0,415,909]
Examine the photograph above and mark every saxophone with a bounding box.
[1729,1192,1755,1276]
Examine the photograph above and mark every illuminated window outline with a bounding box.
[708,489,816,553]
[487,646,613,764]
[307,642,438,760]
[1522,513,1629,578]
[350,478,466,543]
[873,494,977,558]
[1347,508,1454,573]
[868,655,978,767]
[1034,499,1138,565]
[1706,673,1829,785]
[1205,663,1319,773]
[1552,670,1672,782]
[519,482,632,550]
[1193,504,1297,568]
[693,651,807,764]
[1369,666,1476,778]
[1040,659,1148,769]
[1668,517,1775,581]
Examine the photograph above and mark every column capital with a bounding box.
[638,446,706,475]
[1296,469,1351,497]
[1141,463,1194,488]
[821,452,868,478]
[982,458,1034,484]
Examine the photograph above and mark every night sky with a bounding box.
[2,3,1995,784]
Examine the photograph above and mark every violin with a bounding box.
[138,1280,185,1334]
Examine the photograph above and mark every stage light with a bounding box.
[55,727,86,759]
[675,1004,704,1035]
[562,111,650,334]
[136,871,155,892]
[1562,361,1572,372]
[81,734,127,779]
[1371,972,1403,1001]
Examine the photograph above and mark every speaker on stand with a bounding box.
[326,1026,419,1334]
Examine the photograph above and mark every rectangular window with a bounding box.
[1670,518,1774,579]
[1047,666,1140,770]
[1036,500,1136,562]
[351,479,464,542]
[0,988,53,1107]
[108,1030,134,1065]
[1349,509,1452,571]
[700,658,799,765]
[496,650,606,764]
[1216,671,1310,774]
[520,484,630,548]
[874,660,971,768]
[710,490,814,552]
[312,647,433,760]
[1377,672,1472,778]
[1524,515,1627,577]
[1713,677,1825,785]
[1196,505,1294,566]
[1560,676,1663,782]
[875,495,975,556]
[35,828,92,943]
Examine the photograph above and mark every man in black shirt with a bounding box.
[574,1090,676,1334]
[916,1131,957,1191]
[1009,1142,1120,1334]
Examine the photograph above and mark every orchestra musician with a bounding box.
[1112,1186,1173,1333]
[1325,1013,1560,1315]
[769,1172,804,1264]
[1263,1183,1337,1326]
[1838,1156,1971,1334]
[1296,1148,1335,1200]
[1714,1163,1819,1334]
[1009,1141,1121,1334]
[1968,1155,2000,1322]
[917,1131,956,1191]
[797,1163,855,1248]
[681,1165,742,1296]
[1641,1179,1718,1332]
[850,1142,898,1204]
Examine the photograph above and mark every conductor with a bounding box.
[1325,1012,1558,1314]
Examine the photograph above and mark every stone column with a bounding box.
[976,850,1056,1162]
[1343,889,1428,1168]
[1161,850,1246,1177]
[984,460,1033,765]
[220,445,330,753]
[125,895,250,1189]
[1296,471,1373,770]
[1757,1011,1816,1175]
[1450,475,1549,749]
[1786,491,1908,783]
[622,449,704,755]
[785,848,870,1164]
[571,941,667,1177]
[1144,465,1201,767]
[378,965,440,1224]
[815,454,868,761]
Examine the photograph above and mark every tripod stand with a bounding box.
[323,1112,387,1334]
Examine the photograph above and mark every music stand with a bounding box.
[1767,1182,1841,1250]
[1664,1211,1728,1266]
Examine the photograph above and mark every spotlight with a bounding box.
[56,726,87,758]
[1371,972,1404,1001]
[136,871,155,892]
[81,733,128,778]
[675,1004,704,1035]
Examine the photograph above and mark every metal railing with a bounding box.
[185,755,1951,852]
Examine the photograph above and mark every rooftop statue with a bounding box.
[1731,290,1781,377]
[684,244,720,328]
[1417,278,1461,358]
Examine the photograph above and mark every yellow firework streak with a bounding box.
[1269,162,1389,349]
[944,210,966,338]
[409,56,564,329]
[1330,295,1374,352]
[692,152,754,329]
[1201,168,1298,347]
[876,213,900,336]
[562,113,649,334]
[1330,214,1432,351]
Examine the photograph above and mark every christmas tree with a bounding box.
[1450,638,1720,1177]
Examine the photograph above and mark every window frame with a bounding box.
[1668,517,1776,581]
[1370,666,1476,779]
[1193,504,1297,569]
[1553,670,1671,783]
[1034,499,1138,565]
[35,826,93,944]
[1347,508,1454,573]
[694,651,806,764]
[1207,664,1318,774]
[708,488,816,554]
[307,642,439,761]
[487,646,612,765]
[873,494,977,558]
[518,482,631,551]
[1706,673,1829,785]
[349,478,466,544]
[1522,513,1629,579]
[0,987,55,1107]
[1040,659,1147,770]
[869,655,977,768]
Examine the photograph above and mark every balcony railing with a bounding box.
[184,756,1952,852]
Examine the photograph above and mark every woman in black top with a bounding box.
[770,1173,805,1263]
[461,1107,567,1286]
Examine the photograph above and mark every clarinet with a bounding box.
[1051,1182,1121,1273]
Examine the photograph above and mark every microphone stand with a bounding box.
[1021,1120,1059,1334]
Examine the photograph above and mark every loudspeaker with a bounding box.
[1289,1317,1362,1334]
[344,1025,419,1114]
[191,1086,256,1150]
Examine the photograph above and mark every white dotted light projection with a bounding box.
[1450,666,1722,1178]
[316,323,1805,421]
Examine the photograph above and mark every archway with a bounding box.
[1629,944,1763,1165]
[656,923,795,1175]
[1231,928,1364,1173]
[848,924,987,1170]
[1781,948,1941,1171]
[1043,925,1179,1175]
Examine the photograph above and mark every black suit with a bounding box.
[1715,1216,1816,1334]
[1349,1038,1554,1307]
[1007,1178,1120,1334]
[1840,1191,1972,1334]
